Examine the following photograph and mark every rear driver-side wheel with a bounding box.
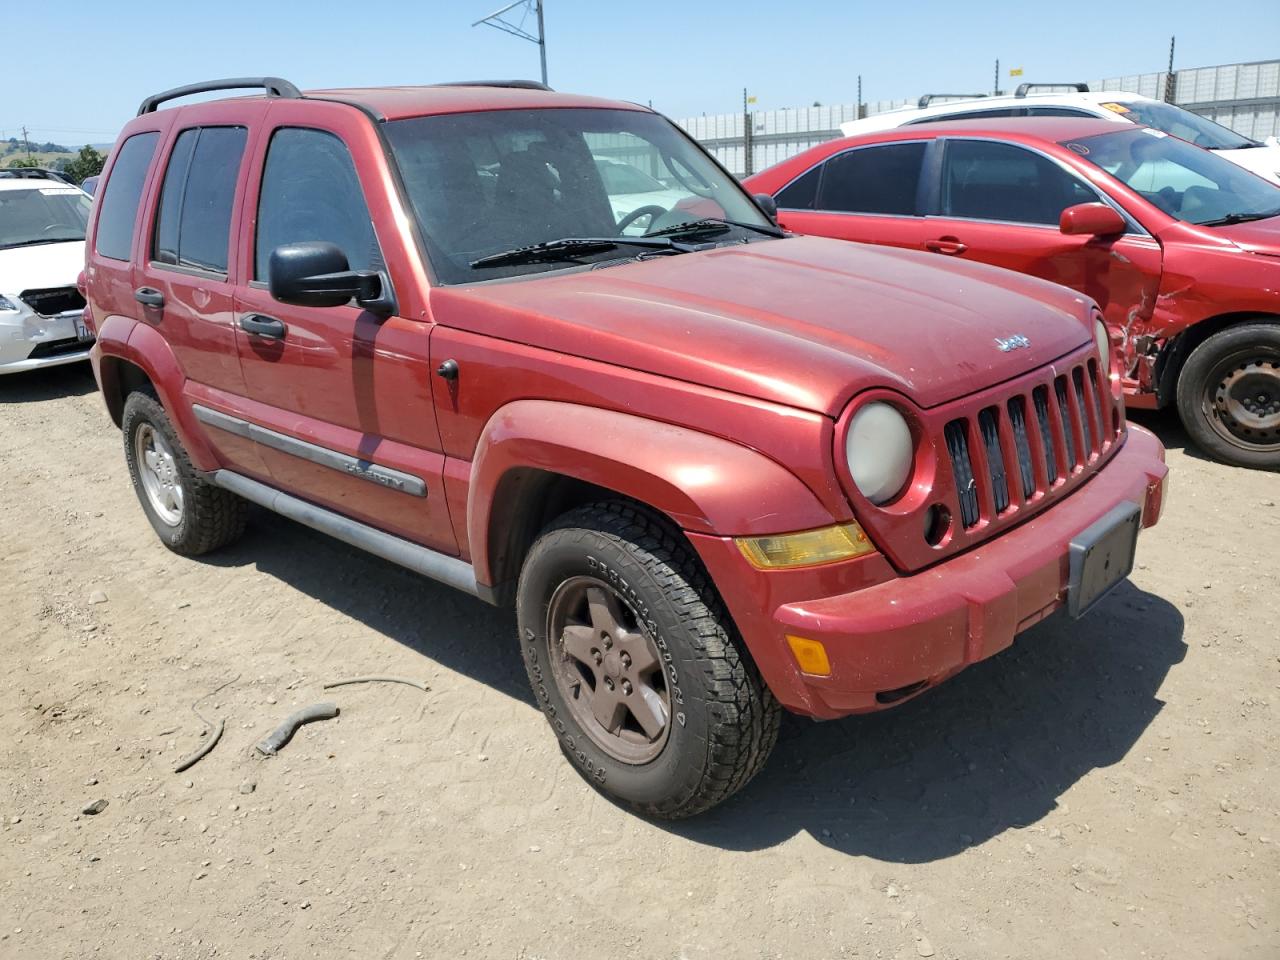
[1176,322,1280,470]
[516,501,780,819]
[122,390,247,555]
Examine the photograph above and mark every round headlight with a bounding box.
[1095,319,1111,368]
[846,402,914,505]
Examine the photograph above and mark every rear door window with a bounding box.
[152,126,247,273]
[94,131,160,261]
[254,128,379,280]
[815,142,927,215]
[941,139,1099,225]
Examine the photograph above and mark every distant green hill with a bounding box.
[4,137,72,156]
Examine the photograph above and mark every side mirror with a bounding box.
[1060,202,1126,237]
[753,192,779,224]
[268,241,392,314]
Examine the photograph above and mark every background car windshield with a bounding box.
[595,159,668,195]
[384,108,771,283]
[1111,100,1255,150]
[1067,128,1280,225]
[0,187,91,249]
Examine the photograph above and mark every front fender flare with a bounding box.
[467,399,836,588]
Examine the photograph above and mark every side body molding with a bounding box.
[466,400,837,588]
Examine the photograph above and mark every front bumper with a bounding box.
[690,425,1168,719]
[0,309,93,374]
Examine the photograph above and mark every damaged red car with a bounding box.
[745,117,1280,469]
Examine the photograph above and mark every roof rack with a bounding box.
[137,77,302,116]
[918,93,988,109]
[434,80,553,91]
[1014,82,1090,97]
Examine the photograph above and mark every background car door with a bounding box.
[921,138,1163,333]
[232,120,456,554]
[774,141,934,250]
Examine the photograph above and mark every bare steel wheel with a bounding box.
[1207,356,1280,449]
[517,501,780,819]
[1177,321,1280,470]
[135,422,184,526]
[546,576,670,764]
[121,389,248,555]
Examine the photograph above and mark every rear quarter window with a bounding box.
[94,132,160,261]
[775,165,821,209]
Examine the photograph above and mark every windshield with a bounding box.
[0,185,91,249]
[1103,99,1256,150]
[1064,128,1280,226]
[383,108,773,283]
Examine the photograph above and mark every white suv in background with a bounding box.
[840,84,1280,184]
[0,173,94,374]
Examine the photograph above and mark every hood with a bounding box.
[0,240,85,295]
[431,236,1093,415]
[1213,214,1280,257]
[1217,143,1280,186]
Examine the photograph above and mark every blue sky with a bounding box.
[4,0,1278,146]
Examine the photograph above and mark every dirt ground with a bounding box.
[1,363,1276,960]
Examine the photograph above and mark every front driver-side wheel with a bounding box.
[122,390,247,555]
[1176,321,1280,470]
[517,501,780,819]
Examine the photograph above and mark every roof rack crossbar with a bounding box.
[918,93,988,109]
[1014,82,1090,97]
[434,79,553,91]
[137,77,302,115]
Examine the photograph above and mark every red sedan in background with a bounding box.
[745,118,1280,469]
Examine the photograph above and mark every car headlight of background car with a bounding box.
[846,401,914,505]
[0,294,22,314]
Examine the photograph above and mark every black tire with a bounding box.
[121,390,247,555]
[516,501,780,819]
[1176,321,1280,470]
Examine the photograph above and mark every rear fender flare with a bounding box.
[99,319,219,471]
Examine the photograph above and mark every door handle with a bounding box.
[925,238,967,255]
[238,314,287,340]
[134,286,165,308]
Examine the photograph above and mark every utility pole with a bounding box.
[473,0,548,87]
[22,125,32,158]
[857,74,864,119]
[1164,36,1177,103]
[994,59,1000,96]
[743,87,753,178]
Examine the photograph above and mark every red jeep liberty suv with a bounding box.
[83,78,1168,817]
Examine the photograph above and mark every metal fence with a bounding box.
[677,59,1280,177]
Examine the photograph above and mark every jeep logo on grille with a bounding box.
[995,334,1031,352]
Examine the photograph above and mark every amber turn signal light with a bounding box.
[735,522,875,569]
[786,635,832,676]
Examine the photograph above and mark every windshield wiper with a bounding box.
[470,236,696,269]
[646,217,786,240]
[1196,208,1280,227]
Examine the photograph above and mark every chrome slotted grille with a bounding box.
[943,360,1116,530]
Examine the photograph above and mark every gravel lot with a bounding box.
[1,363,1277,960]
